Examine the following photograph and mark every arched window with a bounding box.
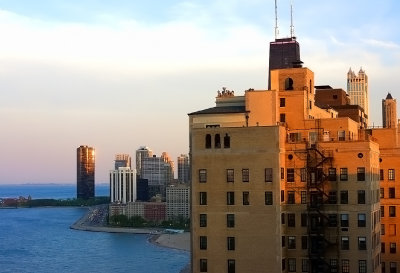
[205,134,211,149]
[224,133,230,148]
[285,78,294,90]
[215,134,221,148]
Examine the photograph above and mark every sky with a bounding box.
[0,0,399,184]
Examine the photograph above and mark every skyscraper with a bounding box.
[110,167,136,204]
[382,92,397,128]
[347,67,369,125]
[135,146,153,178]
[114,154,131,170]
[177,154,190,183]
[76,145,95,199]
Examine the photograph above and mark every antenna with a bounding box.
[290,0,295,38]
[274,0,279,39]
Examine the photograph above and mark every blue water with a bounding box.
[0,184,109,199]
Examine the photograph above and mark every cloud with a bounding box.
[362,39,400,49]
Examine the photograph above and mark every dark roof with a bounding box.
[386,93,393,99]
[315,85,333,90]
[188,106,246,116]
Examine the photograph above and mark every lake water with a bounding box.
[0,185,189,273]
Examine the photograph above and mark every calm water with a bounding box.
[0,185,189,273]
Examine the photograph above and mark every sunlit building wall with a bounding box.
[347,68,369,125]
[110,167,136,204]
[76,145,95,199]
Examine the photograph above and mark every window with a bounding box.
[287,168,295,182]
[328,191,337,204]
[227,214,234,227]
[341,260,349,273]
[382,242,386,253]
[227,192,235,205]
[285,77,294,90]
[390,262,397,273]
[381,206,385,217]
[280,98,286,107]
[227,237,235,251]
[357,167,365,181]
[381,188,385,199]
[224,133,230,148]
[389,169,395,180]
[341,236,349,250]
[330,259,338,273]
[380,169,384,180]
[390,224,396,236]
[390,242,397,253]
[265,191,273,205]
[389,187,395,198]
[228,259,235,273]
[301,236,308,249]
[281,168,284,180]
[265,168,273,182]
[288,258,296,272]
[301,213,307,227]
[340,190,348,204]
[301,259,309,272]
[390,206,396,217]
[200,192,207,205]
[358,237,366,250]
[340,168,348,181]
[199,236,207,250]
[205,134,211,149]
[282,259,286,271]
[301,191,307,204]
[359,260,366,273]
[199,169,207,183]
[200,214,207,227]
[288,236,296,249]
[280,113,286,123]
[281,213,285,225]
[328,214,337,227]
[328,168,337,181]
[288,213,296,227]
[288,191,295,204]
[338,130,345,141]
[227,169,234,182]
[281,190,285,202]
[215,134,221,148]
[358,214,366,227]
[200,259,207,272]
[242,169,249,182]
[358,190,366,204]
[242,192,249,205]
[300,168,307,182]
[340,214,349,227]
[382,262,386,273]
[382,224,385,235]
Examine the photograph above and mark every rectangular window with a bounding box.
[382,224,385,235]
[282,236,285,247]
[242,192,249,205]
[227,192,235,205]
[341,260,349,273]
[340,190,348,204]
[301,213,307,227]
[265,168,273,182]
[358,190,366,204]
[227,259,235,273]
[338,130,345,141]
[300,168,307,182]
[288,236,296,249]
[357,167,365,181]
[341,236,349,250]
[200,192,207,205]
[265,191,273,205]
[340,168,348,181]
[288,191,295,204]
[381,188,385,199]
[227,237,235,251]
[199,236,207,250]
[381,206,385,217]
[382,242,386,253]
[227,214,234,228]
[390,262,397,273]
[301,236,308,249]
[281,168,284,180]
[287,168,295,182]
[330,259,338,273]
[200,214,207,227]
[200,259,207,272]
[340,214,349,227]
[280,98,286,107]
[288,258,296,272]
[358,213,366,227]
[288,213,296,227]
[281,213,285,224]
[328,168,337,181]
[301,191,307,204]
[280,113,286,123]
[390,242,397,253]
[358,237,366,250]
[242,169,249,182]
[382,262,386,273]
[328,214,337,227]
[281,190,285,202]
[359,260,367,273]
[227,169,234,182]
[389,169,395,180]
[390,206,396,217]
[389,187,395,198]
[301,259,309,272]
[380,169,384,180]
[328,191,337,204]
[199,169,207,183]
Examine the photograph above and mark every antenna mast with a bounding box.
[274,0,279,39]
[290,0,295,38]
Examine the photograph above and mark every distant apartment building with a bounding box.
[114,154,131,169]
[177,154,190,183]
[141,152,174,198]
[110,167,136,204]
[135,146,153,178]
[382,93,397,129]
[109,201,166,223]
[347,67,369,125]
[166,185,190,220]
[76,145,95,199]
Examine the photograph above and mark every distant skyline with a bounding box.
[1,0,399,184]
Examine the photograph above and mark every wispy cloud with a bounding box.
[362,38,400,49]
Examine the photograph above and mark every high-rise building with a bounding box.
[76,145,95,199]
[347,67,369,125]
[114,154,131,170]
[141,152,174,198]
[382,92,397,128]
[189,66,381,273]
[110,167,136,204]
[166,184,190,220]
[177,154,190,183]
[136,146,153,178]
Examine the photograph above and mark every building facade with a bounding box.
[189,66,381,273]
[109,201,166,223]
[166,185,190,220]
[136,146,153,178]
[110,167,137,204]
[178,154,190,183]
[114,154,131,169]
[76,145,95,199]
[347,68,369,125]
[382,93,397,129]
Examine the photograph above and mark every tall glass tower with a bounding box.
[77,145,95,199]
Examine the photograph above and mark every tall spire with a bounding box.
[290,0,295,38]
[274,0,279,39]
